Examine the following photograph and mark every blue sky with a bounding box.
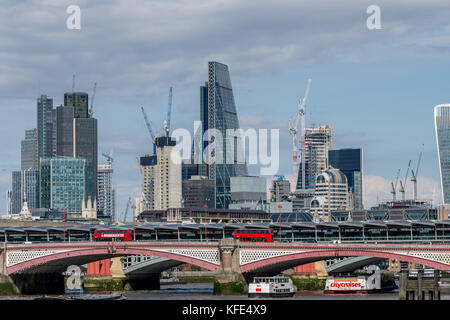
[1,0,450,217]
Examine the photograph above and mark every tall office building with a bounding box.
[140,153,157,211]
[6,190,12,215]
[40,157,86,214]
[97,163,114,220]
[74,117,98,202]
[183,176,215,209]
[56,105,74,157]
[328,148,363,209]
[11,171,22,214]
[310,167,349,222]
[230,176,267,210]
[296,125,334,190]
[10,169,40,214]
[270,177,291,202]
[435,104,450,204]
[22,169,40,210]
[201,61,248,209]
[64,92,89,118]
[56,95,98,206]
[182,160,200,198]
[21,128,38,170]
[37,95,56,164]
[154,136,182,210]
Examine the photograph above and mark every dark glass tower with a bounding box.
[74,118,98,203]
[37,95,55,164]
[56,105,74,157]
[21,128,38,170]
[11,171,22,214]
[64,92,89,118]
[56,93,98,207]
[202,61,248,209]
[328,148,363,209]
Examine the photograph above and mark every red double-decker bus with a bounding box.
[233,229,274,242]
[93,229,133,242]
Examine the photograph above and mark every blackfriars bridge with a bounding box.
[1,238,449,294]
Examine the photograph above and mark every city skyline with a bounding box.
[1,1,450,215]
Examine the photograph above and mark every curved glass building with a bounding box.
[434,104,450,204]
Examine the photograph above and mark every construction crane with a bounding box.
[390,169,401,201]
[102,152,113,165]
[123,197,132,222]
[163,87,173,137]
[289,78,311,180]
[410,144,424,201]
[88,82,97,117]
[140,106,157,154]
[398,160,411,201]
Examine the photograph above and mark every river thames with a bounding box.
[1,282,449,300]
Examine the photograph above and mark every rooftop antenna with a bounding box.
[72,74,75,93]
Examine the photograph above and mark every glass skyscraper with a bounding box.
[21,128,38,171]
[42,156,86,213]
[328,148,363,209]
[37,95,56,164]
[64,92,89,119]
[23,169,40,210]
[56,96,98,206]
[97,163,115,220]
[11,171,22,214]
[434,104,450,204]
[201,61,248,209]
[74,117,98,202]
[56,105,74,157]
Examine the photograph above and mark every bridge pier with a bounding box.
[215,238,245,284]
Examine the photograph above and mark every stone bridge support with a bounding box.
[0,244,11,283]
[215,238,244,283]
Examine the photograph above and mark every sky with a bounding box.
[1,0,450,218]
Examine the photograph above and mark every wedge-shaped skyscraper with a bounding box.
[200,61,247,208]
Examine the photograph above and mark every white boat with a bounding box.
[324,267,397,294]
[248,275,297,298]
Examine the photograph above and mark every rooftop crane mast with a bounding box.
[390,169,401,201]
[398,160,411,201]
[410,144,424,201]
[89,82,97,117]
[163,87,173,137]
[289,78,311,187]
[141,106,156,154]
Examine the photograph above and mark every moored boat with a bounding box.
[248,275,297,298]
[324,268,397,294]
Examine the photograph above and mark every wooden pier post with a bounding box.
[433,270,440,300]
[417,269,424,300]
[399,269,408,300]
